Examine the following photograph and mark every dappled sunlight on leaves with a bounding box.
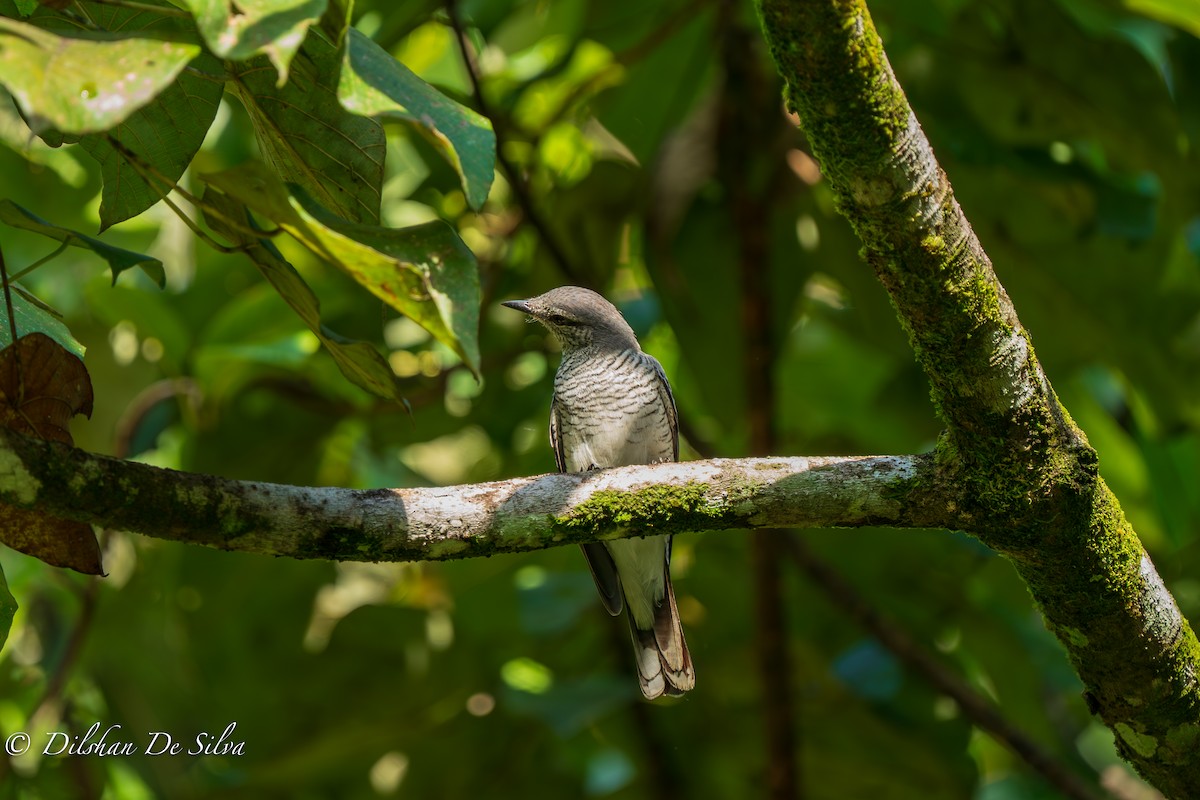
[0,0,1194,795]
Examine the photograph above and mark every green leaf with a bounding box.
[69,1,225,230]
[0,87,87,185]
[81,50,223,229]
[0,200,165,287]
[200,188,411,402]
[0,17,201,135]
[339,28,495,210]
[319,0,353,44]
[1125,0,1200,38]
[181,0,326,85]
[0,0,222,219]
[200,162,481,374]
[0,287,85,358]
[0,560,14,652]
[229,28,384,225]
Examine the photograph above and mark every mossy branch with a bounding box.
[0,429,944,564]
[753,0,1200,795]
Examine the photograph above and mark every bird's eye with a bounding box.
[546,313,575,326]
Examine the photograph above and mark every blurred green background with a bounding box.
[1,0,1198,797]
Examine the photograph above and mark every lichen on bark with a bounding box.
[753,0,1200,794]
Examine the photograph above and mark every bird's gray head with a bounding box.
[502,286,640,353]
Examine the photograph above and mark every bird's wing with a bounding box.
[648,355,680,462]
[549,392,567,473]
[581,543,624,616]
[553,392,623,616]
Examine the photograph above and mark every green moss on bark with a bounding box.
[555,481,750,537]
[754,0,1200,793]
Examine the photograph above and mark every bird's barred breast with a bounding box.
[555,349,674,471]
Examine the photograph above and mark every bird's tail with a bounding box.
[630,571,694,699]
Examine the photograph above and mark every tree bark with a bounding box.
[752,0,1200,795]
[0,429,940,562]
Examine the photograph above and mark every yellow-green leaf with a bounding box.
[1125,0,1200,38]
[229,28,384,225]
[201,162,480,374]
[338,28,495,211]
[180,0,326,86]
[201,188,412,402]
[0,200,164,286]
[0,17,200,134]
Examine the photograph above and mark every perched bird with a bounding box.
[503,286,694,699]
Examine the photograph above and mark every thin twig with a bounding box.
[0,246,29,433]
[748,534,800,796]
[79,0,189,16]
[443,0,588,286]
[783,535,1106,800]
[101,135,276,252]
[546,0,712,128]
[8,240,71,284]
[30,578,102,726]
[0,245,18,347]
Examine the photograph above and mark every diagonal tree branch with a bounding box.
[0,428,942,564]
[752,0,1200,795]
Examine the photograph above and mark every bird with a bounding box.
[503,286,694,699]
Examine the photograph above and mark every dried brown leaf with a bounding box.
[0,333,102,574]
[0,332,94,442]
[0,507,102,574]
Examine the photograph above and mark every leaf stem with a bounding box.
[102,135,279,252]
[78,0,190,18]
[8,240,71,284]
[0,244,18,347]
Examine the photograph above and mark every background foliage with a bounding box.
[0,0,1198,797]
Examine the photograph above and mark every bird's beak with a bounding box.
[502,299,532,314]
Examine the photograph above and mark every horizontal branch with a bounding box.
[0,429,947,562]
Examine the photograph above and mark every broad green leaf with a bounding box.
[200,162,480,373]
[297,199,481,376]
[0,87,86,185]
[339,28,495,211]
[81,48,223,229]
[0,0,222,222]
[0,561,13,651]
[180,0,326,86]
[201,188,411,402]
[0,17,200,135]
[1125,0,1200,38]
[0,200,165,287]
[229,28,384,225]
[0,287,85,357]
